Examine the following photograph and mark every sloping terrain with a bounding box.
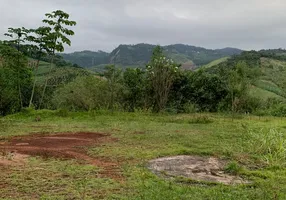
[204,50,286,102]
[35,60,94,86]
[61,43,242,71]
[200,57,230,70]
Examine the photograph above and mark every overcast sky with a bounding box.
[1,0,286,52]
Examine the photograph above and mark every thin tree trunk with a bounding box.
[39,55,54,109]
[29,60,40,108]
[18,78,23,108]
[17,40,23,109]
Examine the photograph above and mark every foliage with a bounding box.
[104,65,123,111]
[0,44,32,115]
[246,129,286,167]
[147,46,180,112]
[62,43,242,69]
[123,68,146,111]
[41,10,76,54]
[188,70,228,112]
[39,10,76,109]
[52,76,111,111]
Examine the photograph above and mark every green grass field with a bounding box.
[200,57,230,70]
[249,85,285,101]
[1,110,286,199]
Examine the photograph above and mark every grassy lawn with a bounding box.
[1,110,286,199]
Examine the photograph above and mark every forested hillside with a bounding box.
[202,49,286,115]
[61,43,242,71]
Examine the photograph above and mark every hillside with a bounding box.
[61,51,109,68]
[61,43,242,71]
[204,49,286,101]
[35,61,95,86]
[200,57,230,70]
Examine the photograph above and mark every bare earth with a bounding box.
[0,132,122,181]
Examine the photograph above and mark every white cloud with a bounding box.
[1,0,286,52]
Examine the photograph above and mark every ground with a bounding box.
[148,155,249,185]
[1,110,286,199]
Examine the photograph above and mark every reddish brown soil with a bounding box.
[0,132,123,181]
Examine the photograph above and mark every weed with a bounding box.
[224,161,242,175]
[246,129,286,167]
[188,116,213,124]
[55,108,69,117]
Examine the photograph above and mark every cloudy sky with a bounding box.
[1,0,286,52]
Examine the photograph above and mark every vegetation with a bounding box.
[61,43,242,71]
[1,111,286,199]
[2,8,286,200]
[39,10,76,108]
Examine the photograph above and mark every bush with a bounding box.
[270,104,286,117]
[55,109,69,117]
[52,76,118,111]
[182,102,198,114]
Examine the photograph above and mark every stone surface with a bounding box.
[148,155,249,185]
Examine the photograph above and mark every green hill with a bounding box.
[61,43,242,71]
[34,60,95,87]
[249,85,285,101]
[200,57,230,70]
[204,50,286,102]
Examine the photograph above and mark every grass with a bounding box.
[200,57,230,70]
[1,110,286,199]
[249,85,284,101]
[33,61,94,85]
[260,57,286,93]
[253,80,285,98]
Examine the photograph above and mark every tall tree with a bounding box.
[147,46,179,112]
[123,68,146,111]
[104,65,122,112]
[226,61,249,118]
[4,27,29,108]
[0,44,31,115]
[26,27,51,108]
[39,10,76,108]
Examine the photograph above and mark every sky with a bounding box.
[1,0,286,53]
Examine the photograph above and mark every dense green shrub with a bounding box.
[270,104,286,117]
[52,76,116,111]
[0,44,32,115]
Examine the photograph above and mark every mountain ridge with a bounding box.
[61,43,243,71]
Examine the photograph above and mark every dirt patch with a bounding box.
[148,155,249,185]
[0,132,122,181]
[0,152,29,166]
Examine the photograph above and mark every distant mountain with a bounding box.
[61,50,109,68]
[61,43,243,71]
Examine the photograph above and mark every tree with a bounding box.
[104,65,122,112]
[0,44,32,115]
[4,27,30,108]
[123,68,146,111]
[39,10,76,108]
[147,46,179,112]
[226,61,249,117]
[26,26,51,108]
[188,70,228,112]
